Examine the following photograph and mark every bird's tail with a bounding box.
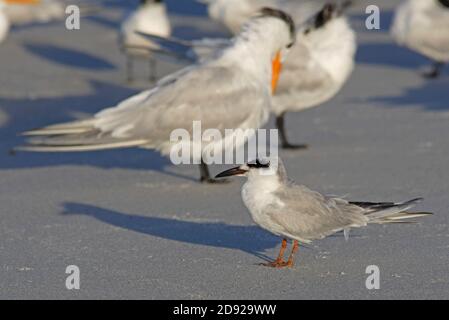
[351,198,433,224]
[16,119,149,152]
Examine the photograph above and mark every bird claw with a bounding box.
[259,260,292,268]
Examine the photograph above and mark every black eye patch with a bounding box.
[315,3,335,29]
[247,159,270,169]
[438,0,449,9]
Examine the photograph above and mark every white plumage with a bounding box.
[216,158,432,268]
[391,0,449,77]
[19,9,296,183]
[120,0,171,82]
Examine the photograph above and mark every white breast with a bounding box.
[0,9,9,44]
[241,175,286,236]
[121,4,171,54]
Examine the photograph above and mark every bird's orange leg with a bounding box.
[286,240,299,267]
[260,238,287,267]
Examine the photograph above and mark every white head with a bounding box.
[223,8,296,93]
[216,157,288,186]
[297,3,356,82]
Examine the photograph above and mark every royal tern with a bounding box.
[216,158,432,268]
[120,0,171,82]
[139,3,356,149]
[391,0,449,78]
[18,8,296,183]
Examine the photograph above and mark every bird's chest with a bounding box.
[241,182,283,234]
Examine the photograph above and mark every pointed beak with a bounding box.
[271,51,282,94]
[215,166,247,178]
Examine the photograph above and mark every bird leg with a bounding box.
[285,240,299,267]
[149,57,157,83]
[422,61,444,79]
[126,55,134,83]
[276,114,308,150]
[260,238,288,268]
[199,160,229,184]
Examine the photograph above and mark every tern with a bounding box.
[3,0,65,25]
[2,0,98,26]
[0,1,10,44]
[216,158,432,268]
[138,3,356,149]
[18,8,296,183]
[200,0,325,35]
[391,0,449,78]
[120,0,171,82]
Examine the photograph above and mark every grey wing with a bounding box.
[95,64,270,147]
[266,184,368,242]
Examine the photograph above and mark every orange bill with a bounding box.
[271,51,282,94]
[4,0,40,4]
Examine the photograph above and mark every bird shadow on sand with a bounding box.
[364,78,449,112]
[0,80,197,182]
[356,42,429,70]
[62,202,279,260]
[23,43,116,71]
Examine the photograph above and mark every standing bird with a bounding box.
[120,0,171,82]
[138,3,356,148]
[2,0,65,26]
[18,8,296,183]
[216,158,432,268]
[391,0,449,78]
[0,1,10,44]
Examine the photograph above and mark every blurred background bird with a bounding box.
[138,2,356,149]
[120,0,172,83]
[200,0,325,35]
[2,0,65,26]
[391,0,449,78]
[17,8,296,183]
[0,1,10,44]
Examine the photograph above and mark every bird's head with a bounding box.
[215,158,287,184]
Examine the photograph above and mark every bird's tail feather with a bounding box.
[352,198,433,223]
[17,121,149,152]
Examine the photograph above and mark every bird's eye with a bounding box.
[286,42,294,49]
[304,28,311,35]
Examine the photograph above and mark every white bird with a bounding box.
[138,3,356,148]
[18,8,296,183]
[120,0,172,82]
[391,0,449,78]
[2,0,65,26]
[201,0,324,35]
[0,1,10,44]
[216,158,432,268]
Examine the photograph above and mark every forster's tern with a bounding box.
[391,0,449,78]
[120,0,171,82]
[139,3,356,149]
[18,8,296,183]
[216,158,432,268]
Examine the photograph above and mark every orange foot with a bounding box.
[259,260,293,268]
